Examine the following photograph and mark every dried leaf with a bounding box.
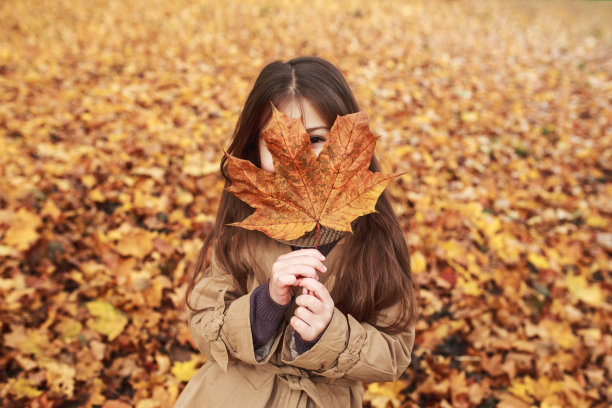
[566,274,604,307]
[227,106,401,243]
[43,361,76,398]
[86,300,128,341]
[171,354,202,382]
[411,251,427,273]
[115,229,155,259]
[4,377,43,399]
[2,209,42,251]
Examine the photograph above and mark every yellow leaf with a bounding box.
[363,381,406,408]
[2,208,42,251]
[135,399,161,408]
[509,376,536,403]
[528,253,549,270]
[578,328,601,342]
[441,240,464,262]
[411,251,427,273]
[194,213,216,223]
[489,233,522,264]
[0,244,17,257]
[4,325,46,356]
[541,399,563,408]
[176,188,194,205]
[394,145,413,157]
[54,317,83,341]
[183,154,219,176]
[86,300,128,341]
[90,188,105,202]
[566,274,603,307]
[482,216,501,238]
[81,174,97,188]
[43,361,76,398]
[5,377,43,398]
[133,166,166,181]
[460,111,479,123]
[144,275,172,308]
[458,276,481,297]
[367,381,406,398]
[130,270,152,291]
[115,228,154,258]
[540,320,579,349]
[586,215,607,228]
[171,354,202,382]
[41,199,61,221]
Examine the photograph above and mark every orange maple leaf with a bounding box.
[226,105,402,245]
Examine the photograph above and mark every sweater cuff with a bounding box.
[294,330,324,355]
[250,280,291,350]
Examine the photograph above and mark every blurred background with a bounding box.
[0,0,611,407]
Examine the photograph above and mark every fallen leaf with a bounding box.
[528,253,550,270]
[4,325,47,356]
[171,354,202,382]
[363,381,407,408]
[4,377,43,399]
[102,401,132,408]
[566,274,604,307]
[42,361,76,398]
[115,228,154,259]
[411,251,427,273]
[2,208,42,251]
[86,300,128,341]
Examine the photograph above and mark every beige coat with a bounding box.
[174,234,415,408]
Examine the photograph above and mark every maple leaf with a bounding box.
[226,105,402,244]
[86,300,128,341]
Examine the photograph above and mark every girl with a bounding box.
[175,56,419,407]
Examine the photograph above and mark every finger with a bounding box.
[278,248,325,261]
[282,264,320,279]
[276,274,297,287]
[290,316,316,341]
[296,294,324,314]
[274,265,318,283]
[291,255,328,273]
[294,278,316,294]
[294,283,313,296]
[278,255,327,274]
[297,278,333,304]
[276,255,327,273]
[294,306,317,324]
[295,277,319,291]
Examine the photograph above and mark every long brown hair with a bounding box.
[186,57,419,334]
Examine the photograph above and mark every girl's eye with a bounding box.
[310,136,326,144]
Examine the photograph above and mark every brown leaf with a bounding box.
[115,228,154,259]
[226,105,401,243]
[102,401,132,408]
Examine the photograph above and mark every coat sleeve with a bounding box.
[188,252,283,372]
[279,304,415,382]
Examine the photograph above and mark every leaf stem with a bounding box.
[315,222,320,249]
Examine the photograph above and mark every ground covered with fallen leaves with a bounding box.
[1,0,611,407]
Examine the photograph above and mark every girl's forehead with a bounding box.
[277,98,329,129]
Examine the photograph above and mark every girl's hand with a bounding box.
[269,249,327,306]
[291,277,334,341]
